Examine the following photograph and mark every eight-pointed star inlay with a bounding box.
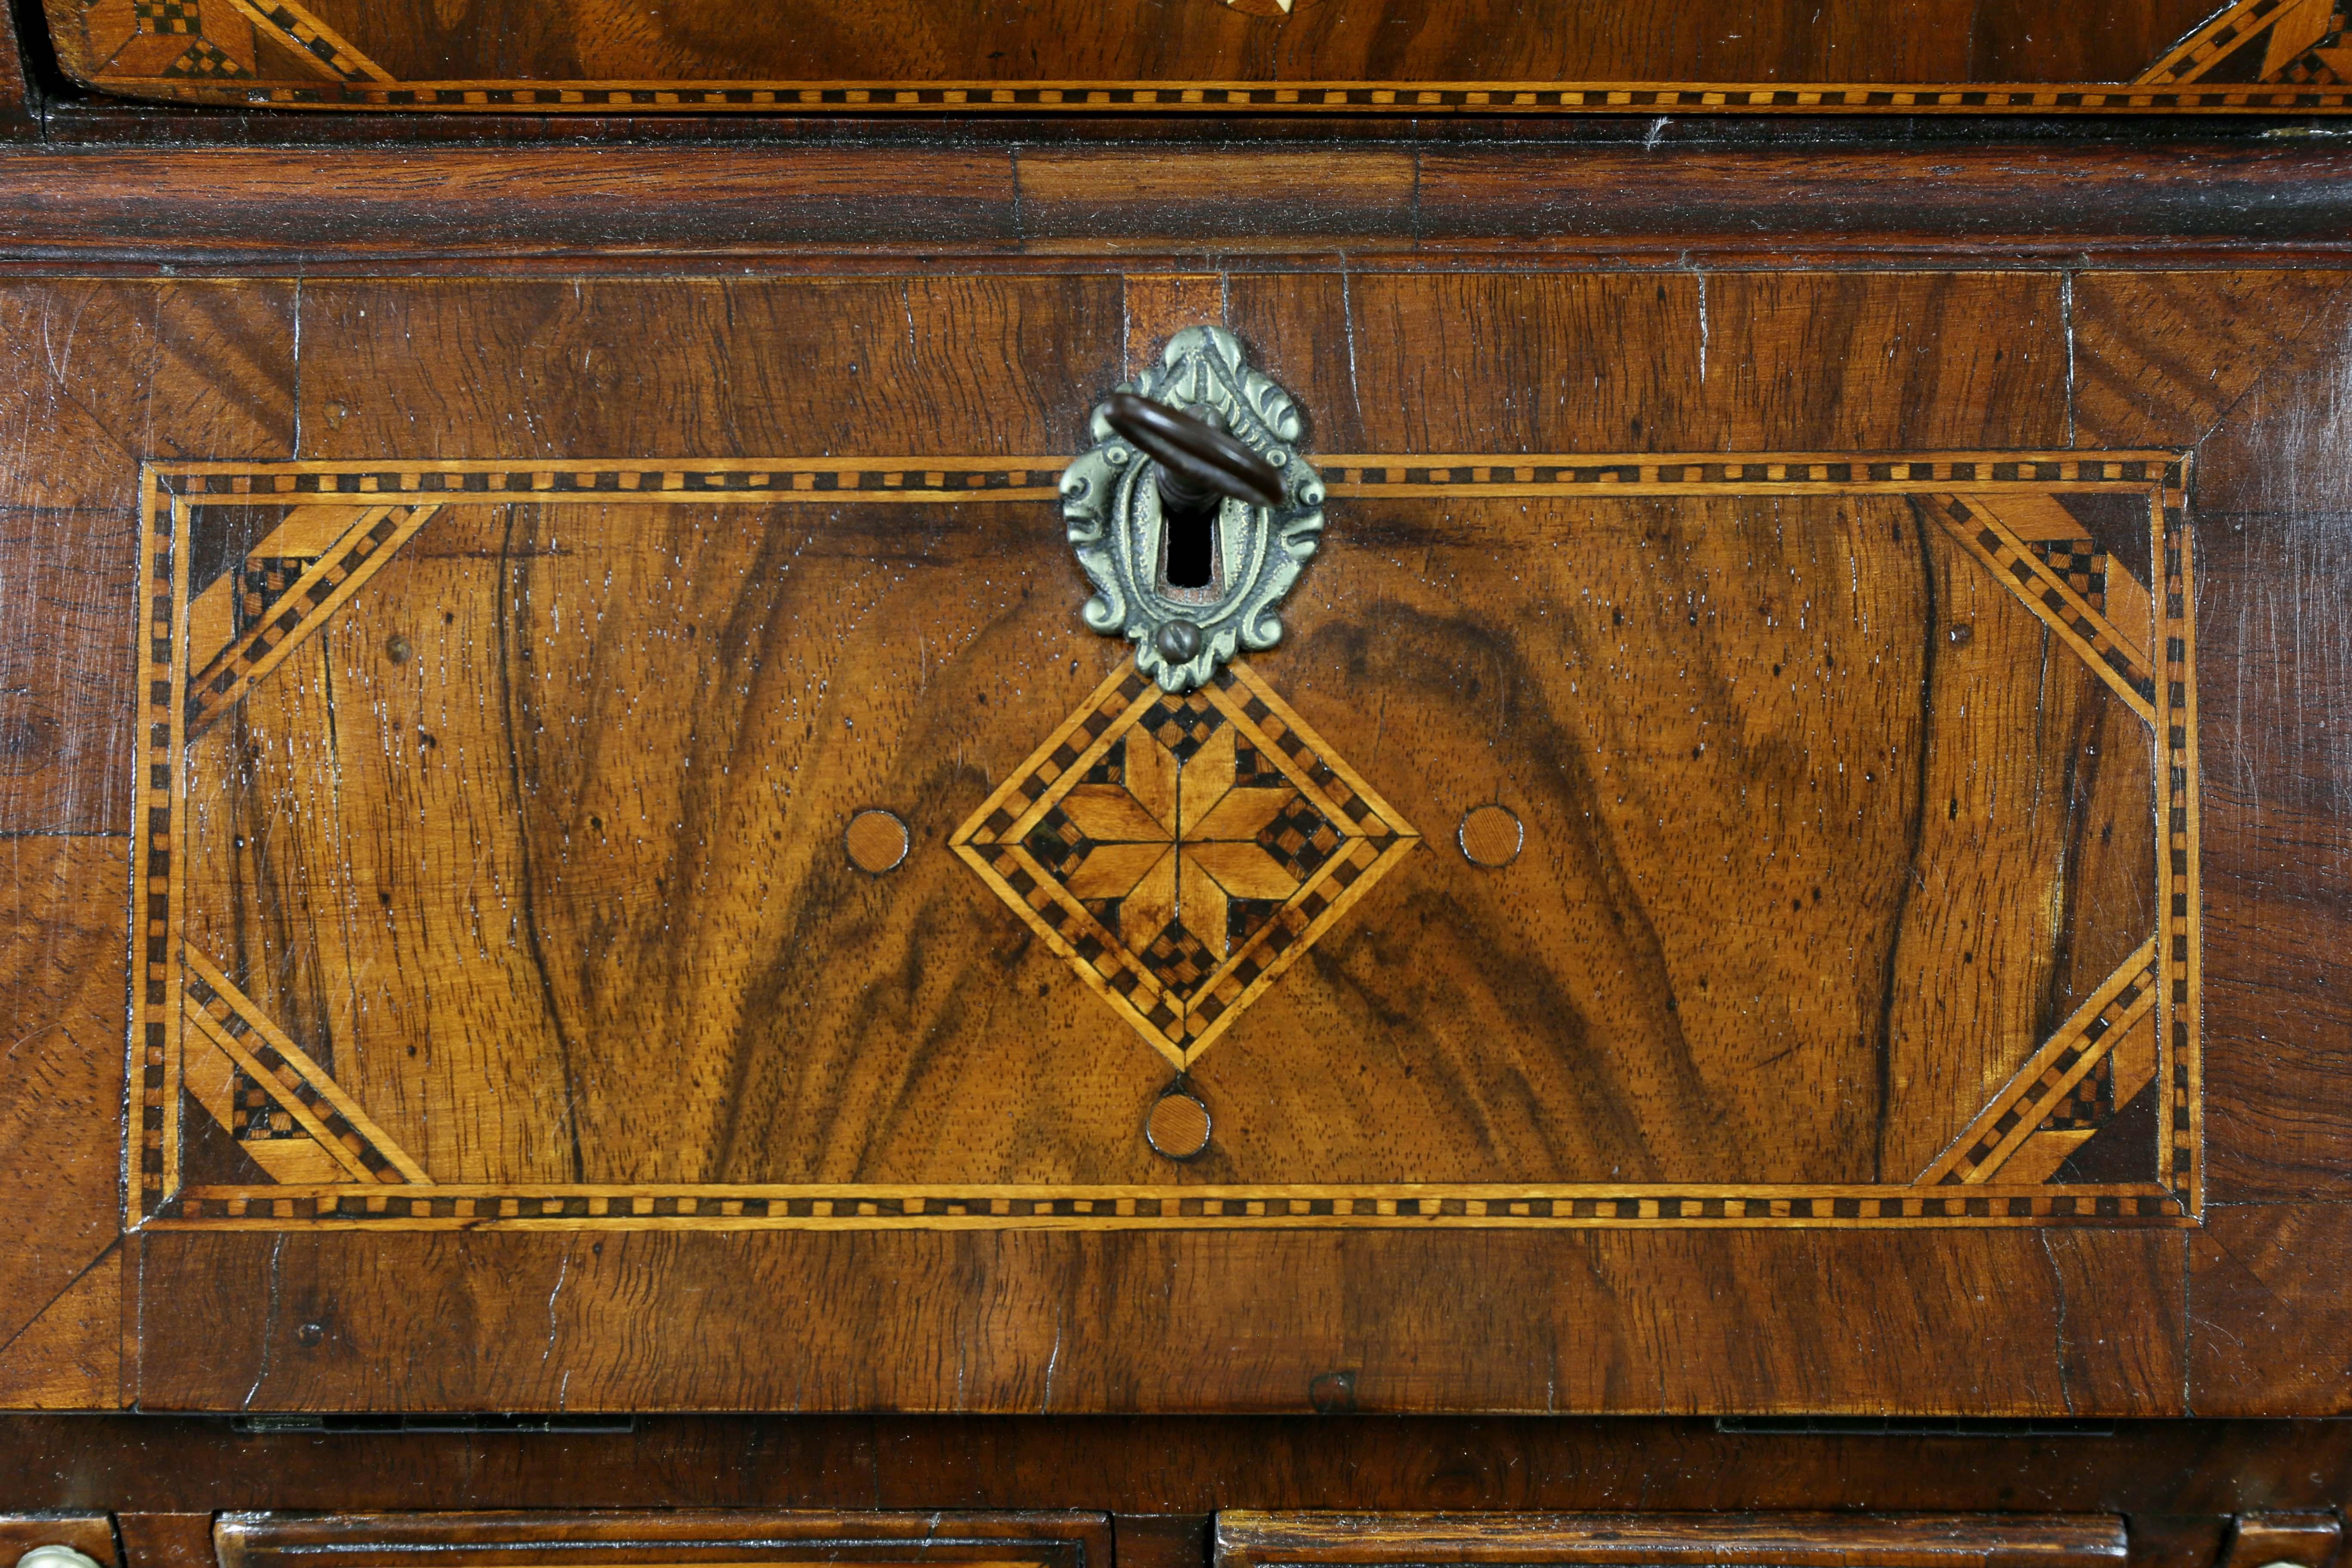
[952,659,1420,1069]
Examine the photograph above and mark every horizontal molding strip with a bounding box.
[9,148,2352,267]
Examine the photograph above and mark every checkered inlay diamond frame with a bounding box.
[949,659,1420,1070]
[126,450,2199,1231]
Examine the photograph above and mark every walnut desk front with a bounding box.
[0,219,2347,1419]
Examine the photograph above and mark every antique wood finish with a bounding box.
[0,1518,120,1565]
[2,0,2352,1547]
[0,148,2351,267]
[0,260,2324,1416]
[1212,1514,2128,1568]
[2216,1518,2343,1568]
[6,1415,2352,1520]
[1,1417,2350,1568]
[214,1512,1113,1568]
[0,224,2346,1419]
[28,0,2352,116]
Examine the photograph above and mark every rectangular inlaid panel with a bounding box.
[23,268,2352,1415]
[126,444,2197,1232]
[35,0,2352,114]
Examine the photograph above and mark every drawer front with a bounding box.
[1214,1516,2127,1568]
[0,264,2344,1417]
[216,1515,1111,1568]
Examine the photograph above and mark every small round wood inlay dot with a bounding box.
[1458,803,1524,868]
[845,808,910,874]
[1145,1087,1213,1161]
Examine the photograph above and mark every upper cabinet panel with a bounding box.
[34,0,2352,116]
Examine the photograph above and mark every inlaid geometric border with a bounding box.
[128,448,2200,1231]
[62,0,2352,113]
[79,79,2352,113]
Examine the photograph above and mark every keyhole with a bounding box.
[1164,500,1217,589]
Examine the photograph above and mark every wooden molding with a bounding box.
[0,147,2349,266]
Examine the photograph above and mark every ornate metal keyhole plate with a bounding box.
[1061,327,1326,692]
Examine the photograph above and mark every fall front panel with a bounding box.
[15,269,2325,1414]
[141,470,2186,1225]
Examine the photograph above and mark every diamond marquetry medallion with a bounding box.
[952,659,1420,1068]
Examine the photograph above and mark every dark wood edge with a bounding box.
[214,1513,1117,1568]
[211,1514,1110,1568]
[125,1228,2197,1417]
[218,1512,1115,1549]
[0,145,2346,263]
[0,248,2347,277]
[0,0,37,140]
[5,0,2348,145]
[0,1518,122,1568]
[1211,1513,2128,1566]
[18,99,2345,146]
[211,1514,1119,1568]
[0,1417,2342,1515]
[2218,1516,2343,1568]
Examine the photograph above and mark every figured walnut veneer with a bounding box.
[36,0,2352,115]
[13,268,2333,1417]
[111,445,2199,1234]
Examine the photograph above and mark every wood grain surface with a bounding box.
[0,264,2342,1414]
[116,1517,217,1568]
[1212,1513,2126,1568]
[216,1510,1113,1568]
[0,1518,119,1565]
[34,0,2350,115]
[0,148,2352,270]
[8,1412,2352,1516]
[163,485,2158,1195]
[4,148,2352,268]
[123,271,2180,1223]
[126,1223,2190,1412]
[2216,1516,2343,1568]
[2167,276,2352,1207]
[0,836,126,1407]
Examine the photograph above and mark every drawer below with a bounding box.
[216,1514,1113,1568]
[1215,1515,2128,1568]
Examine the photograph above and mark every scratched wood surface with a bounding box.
[215,1511,1115,1568]
[0,266,2344,1415]
[1211,1513,2128,1568]
[36,0,2352,115]
[138,270,2180,1216]
[173,488,2155,1192]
